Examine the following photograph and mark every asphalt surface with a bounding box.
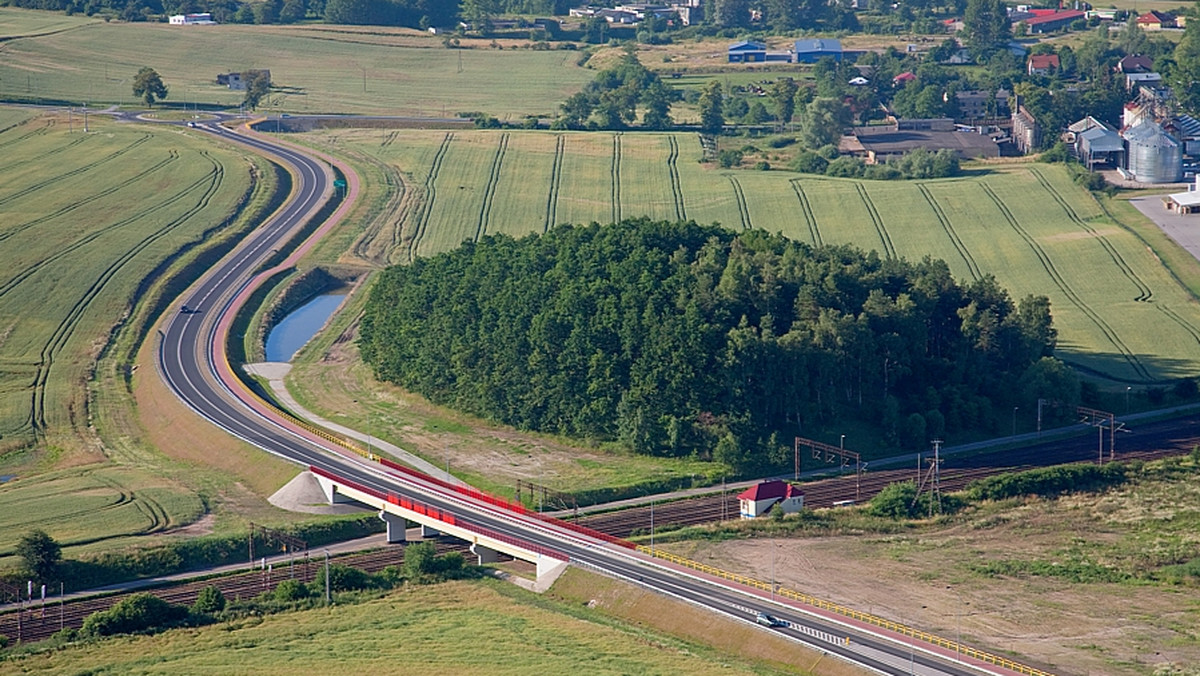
[151,120,1037,676]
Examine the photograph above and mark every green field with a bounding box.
[0,6,97,38]
[0,8,592,118]
[0,110,253,453]
[0,579,794,676]
[315,128,1200,384]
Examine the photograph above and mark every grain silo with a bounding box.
[1123,121,1183,184]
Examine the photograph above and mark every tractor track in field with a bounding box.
[789,180,823,246]
[854,183,895,258]
[727,175,752,230]
[0,151,179,245]
[917,183,980,281]
[474,132,509,242]
[544,135,564,233]
[667,135,686,221]
[27,153,225,435]
[0,134,151,209]
[0,118,53,149]
[1029,167,1153,302]
[981,183,1152,382]
[380,130,398,148]
[0,155,215,301]
[611,133,622,223]
[1156,304,1200,346]
[0,133,90,174]
[407,132,453,263]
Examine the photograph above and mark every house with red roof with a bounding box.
[1136,10,1176,30]
[893,71,917,86]
[1027,54,1060,76]
[737,480,804,518]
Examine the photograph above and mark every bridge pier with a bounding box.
[420,524,440,538]
[378,511,407,543]
[470,542,500,565]
[314,473,354,504]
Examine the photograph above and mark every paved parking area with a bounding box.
[1128,194,1200,262]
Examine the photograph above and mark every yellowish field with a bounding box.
[307,128,1200,385]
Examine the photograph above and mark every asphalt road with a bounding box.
[154,121,1036,676]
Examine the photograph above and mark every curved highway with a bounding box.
[156,121,1034,676]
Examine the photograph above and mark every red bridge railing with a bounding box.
[309,465,569,562]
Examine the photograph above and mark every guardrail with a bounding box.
[309,465,568,562]
[638,546,1054,676]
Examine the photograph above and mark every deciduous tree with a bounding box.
[132,67,168,107]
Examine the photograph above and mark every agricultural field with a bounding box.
[0,6,97,39]
[307,128,1200,385]
[0,578,804,676]
[0,8,591,118]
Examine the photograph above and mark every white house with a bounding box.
[169,12,216,24]
[737,480,804,518]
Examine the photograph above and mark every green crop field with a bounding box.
[0,466,205,569]
[314,128,1200,384]
[0,110,253,456]
[0,8,592,118]
[1,579,793,675]
[0,6,98,38]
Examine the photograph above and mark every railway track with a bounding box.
[0,541,476,645]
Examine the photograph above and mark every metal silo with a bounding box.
[1124,121,1183,184]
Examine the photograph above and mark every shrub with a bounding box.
[191,585,225,614]
[314,564,377,593]
[966,462,1127,501]
[864,164,903,180]
[273,579,309,602]
[816,144,840,160]
[0,634,7,649]
[1039,142,1070,163]
[717,149,744,168]
[790,151,828,174]
[825,156,865,178]
[767,136,795,148]
[81,593,187,637]
[754,161,771,171]
[868,481,920,519]
[1173,378,1198,400]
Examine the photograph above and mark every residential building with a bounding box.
[1027,54,1060,76]
[1136,10,1176,30]
[1125,72,1163,92]
[1117,54,1154,74]
[1012,100,1040,154]
[956,89,1010,119]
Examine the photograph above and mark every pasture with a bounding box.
[316,128,1200,385]
[0,9,592,118]
[0,111,252,456]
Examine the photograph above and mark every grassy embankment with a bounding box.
[0,8,592,118]
[0,109,346,574]
[657,454,1200,676]
[0,574,840,676]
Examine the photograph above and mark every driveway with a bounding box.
[1128,194,1200,262]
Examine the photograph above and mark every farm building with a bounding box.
[1022,10,1086,33]
[1123,121,1183,184]
[728,41,767,63]
[794,38,843,63]
[852,124,1000,163]
[216,70,271,91]
[737,481,804,519]
[169,12,215,24]
[1077,125,1124,170]
[1165,176,1200,213]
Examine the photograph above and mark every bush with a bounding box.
[868,481,920,519]
[966,462,1128,501]
[81,593,187,637]
[816,144,840,160]
[825,156,865,178]
[1174,378,1198,400]
[314,563,378,593]
[191,586,225,614]
[767,136,795,148]
[0,634,7,649]
[1039,142,1070,163]
[864,164,903,180]
[273,579,309,602]
[717,149,744,168]
[754,161,771,171]
[790,151,828,174]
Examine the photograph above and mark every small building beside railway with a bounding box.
[737,480,804,518]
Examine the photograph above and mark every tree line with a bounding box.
[359,219,1068,474]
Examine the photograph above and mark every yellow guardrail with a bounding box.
[638,546,1053,676]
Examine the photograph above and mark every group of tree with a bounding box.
[792,146,960,180]
[554,49,673,130]
[359,219,1068,474]
[130,66,270,110]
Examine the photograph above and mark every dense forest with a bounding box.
[360,220,1070,473]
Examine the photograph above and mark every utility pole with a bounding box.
[324,549,331,605]
[650,501,655,554]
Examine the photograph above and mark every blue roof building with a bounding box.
[728,41,767,63]
[794,38,842,63]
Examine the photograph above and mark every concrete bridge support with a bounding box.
[470,543,500,565]
[314,473,355,504]
[420,524,440,538]
[379,511,407,543]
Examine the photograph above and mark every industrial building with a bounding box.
[793,38,843,63]
[1123,121,1183,184]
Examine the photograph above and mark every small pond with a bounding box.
[265,293,345,363]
